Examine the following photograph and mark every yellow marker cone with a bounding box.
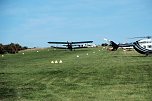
[55,60,58,63]
[59,60,63,63]
[51,61,54,63]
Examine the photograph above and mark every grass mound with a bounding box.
[0,48,152,101]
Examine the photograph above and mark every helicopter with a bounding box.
[48,41,93,51]
[105,36,152,56]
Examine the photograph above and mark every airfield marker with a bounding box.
[2,55,4,57]
[22,53,24,55]
[51,61,54,63]
[77,55,79,57]
[59,60,63,63]
[55,60,58,63]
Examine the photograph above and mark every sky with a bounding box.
[0,0,152,47]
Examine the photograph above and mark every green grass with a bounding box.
[0,48,152,101]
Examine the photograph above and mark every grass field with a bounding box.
[0,47,152,101]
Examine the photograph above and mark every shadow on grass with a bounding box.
[0,73,47,100]
[0,77,18,100]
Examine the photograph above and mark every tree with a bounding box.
[0,43,28,54]
[0,44,6,54]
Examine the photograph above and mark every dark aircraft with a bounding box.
[48,41,93,51]
[106,36,152,56]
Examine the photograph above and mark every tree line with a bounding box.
[0,43,28,54]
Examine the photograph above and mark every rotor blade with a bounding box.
[146,36,152,39]
[129,36,152,39]
[48,42,68,44]
[71,41,93,44]
[129,37,145,39]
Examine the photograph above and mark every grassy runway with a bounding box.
[0,47,152,101]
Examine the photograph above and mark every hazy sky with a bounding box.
[0,0,152,47]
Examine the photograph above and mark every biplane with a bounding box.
[48,41,93,51]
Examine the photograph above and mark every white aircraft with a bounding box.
[105,36,152,56]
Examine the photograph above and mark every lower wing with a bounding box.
[73,46,88,49]
[51,46,67,49]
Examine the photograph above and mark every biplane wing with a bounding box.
[48,42,68,44]
[73,46,88,49]
[72,41,93,44]
[51,46,67,49]
[48,41,93,44]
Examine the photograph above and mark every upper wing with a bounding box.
[72,41,93,44]
[48,41,93,44]
[48,42,68,44]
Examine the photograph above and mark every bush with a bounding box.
[0,43,28,54]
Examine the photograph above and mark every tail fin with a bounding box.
[110,41,119,51]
